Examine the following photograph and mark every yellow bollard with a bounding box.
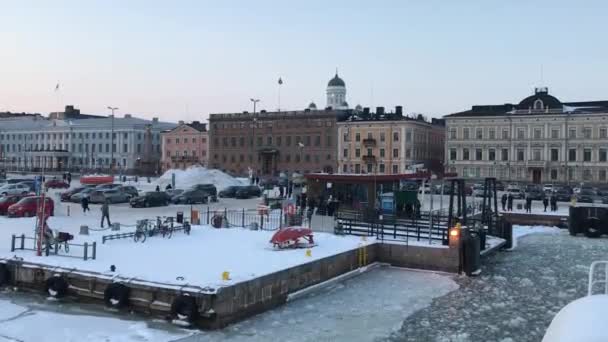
[222,271,230,281]
[305,249,312,257]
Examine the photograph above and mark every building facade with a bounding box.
[208,109,347,176]
[160,121,208,171]
[0,106,176,174]
[337,106,445,175]
[445,87,608,184]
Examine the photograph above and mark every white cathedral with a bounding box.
[307,71,350,111]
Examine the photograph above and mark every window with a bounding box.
[569,149,576,162]
[342,164,347,173]
[463,128,470,140]
[551,149,559,161]
[475,149,482,161]
[568,167,574,180]
[583,127,592,139]
[343,149,348,158]
[267,136,272,146]
[355,164,360,173]
[326,135,331,147]
[305,136,310,146]
[367,132,373,139]
[123,132,128,139]
[502,129,509,139]
[380,132,385,142]
[489,129,495,139]
[450,148,457,160]
[314,135,321,146]
[517,149,524,161]
[534,128,541,139]
[393,132,399,141]
[392,165,398,174]
[380,149,385,157]
[569,128,576,138]
[463,148,470,160]
[551,129,559,139]
[379,164,385,173]
[240,137,245,147]
[405,131,412,142]
[367,164,373,173]
[583,169,592,181]
[343,132,348,142]
[600,128,607,139]
[393,149,398,158]
[405,149,411,158]
[257,137,262,146]
[600,149,607,162]
[488,149,495,161]
[533,149,541,161]
[600,170,607,181]
[501,149,508,161]
[534,99,544,110]
[286,136,291,146]
[449,129,456,139]
[584,148,592,162]
[476,128,483,139]
[355,133,360,142]
[366,148,372,156]
[355,149,360,157]
[463,167,469,178]
[123,144,128,153]
[231,137,236,147]
[517,129,525,139]
[551,169,558,180]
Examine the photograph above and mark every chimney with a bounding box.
[395,106,403,117]
[124,114,132,118]
[178,120,185,125]
[152,117,159,123]
[363,107,370,115]
[192,121,200,125]
[376,107,384,115]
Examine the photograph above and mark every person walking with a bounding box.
[501,193,507,211]
[525,195,532,213]
[101,199,111,228]
[81,196,90,214]
[507,193,513,211]
[550,194,557,212]
[543,196,549,212]
[155,185,160,192]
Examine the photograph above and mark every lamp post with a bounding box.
[250,99,260,178]
[107,106,118,175]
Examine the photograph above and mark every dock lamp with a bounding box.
[449,222,462,247]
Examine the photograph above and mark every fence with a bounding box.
[197,207,285,231]
[11,234,97,260]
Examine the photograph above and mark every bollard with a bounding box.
[222,271,230,281]
[92,242,96,260]
[20,234,24,250]
[305,249,312,257]
[80,225,89,235]
[84,242,88,261]
[67,205,70,217]
[11,235,15,252]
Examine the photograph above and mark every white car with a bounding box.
[418,183,432,194]
[506,188,524,199]
[543,184,554,193]
[0,184,30,196]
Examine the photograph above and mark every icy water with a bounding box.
[388,231,606,342]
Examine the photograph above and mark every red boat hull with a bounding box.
[270,227,314,248]
[80,175,114,185]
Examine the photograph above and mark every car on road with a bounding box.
[189,184,217,197]
[130,191,170,208]
[44,179,69,189]
[60,186,89,202]
[118,185,139,198]
[70,188,95,202]
[218,186,244,198]
[506,187,524,199]
[543,184,555,193]
[7,196,54,217]
[5,178,32,185]
[0,194,33,215]
[0,183,31,196]
[553,189,572,202]
[576,189,596,203]
[171,190,209,204]
[100,189,132,204]
[95,183,122,191]
[526,188,545,200]
[165,189,184,198]
[235,185,262,199]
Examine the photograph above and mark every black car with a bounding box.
[576,189,596,203]
[218,186,244,198]
[235,186,262,199]
[130,191,170,208]
[172,190,209,204]
[554,189,572,202]
[190,184,217,197]
[526,189,545,201]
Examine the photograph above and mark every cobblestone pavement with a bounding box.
[387,231,608,342]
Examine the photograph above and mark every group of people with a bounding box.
[80,195,112,228]
[61,172,72,185]
[501,193,559,213]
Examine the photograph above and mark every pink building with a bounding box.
[161,121,208,171]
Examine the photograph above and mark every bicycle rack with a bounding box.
[588,261,608,296]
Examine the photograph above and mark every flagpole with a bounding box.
[277,77,283,112]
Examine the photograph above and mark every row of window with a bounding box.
[456,166,607,182]
[214,135,332,148]
[449,126,608,140]
[212,120,333,130]
[165,150,207,157]
[165,137,207,144]
[213,153,332,164]
[0,143,159,154]
[343,131,401,142]
[0,132,151,141]
[341,164,400,174]
[450,147,608,163]
[5,157,126,167]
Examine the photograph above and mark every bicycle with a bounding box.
[134,219,149,243]
[156,216,174,239]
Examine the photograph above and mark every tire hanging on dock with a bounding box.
[585,217,602,238]
[171,294,199,323]
[104,282,131,308]
[0,264,9,286]
[44,275,68,298]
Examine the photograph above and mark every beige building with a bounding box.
[160,121,208,171]
[337,106,445,174]
[445,87,608,184]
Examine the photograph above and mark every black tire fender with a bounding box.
[585,217,602,238]
[171,294,199,323]
[44,274,68,298]
[104,282,130,308]
[0,263,10,286]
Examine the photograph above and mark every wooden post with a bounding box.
[20,234,24,250]
[92,242,96,260]
[11,235,15,252]
[242,208,245,227]
[84,242,88,261]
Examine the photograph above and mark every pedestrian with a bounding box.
[156,185,160,192]
[101,199,111,228]
[279,185,284,198]
[62,173,66,182]
[81,196,90,214]
[501,193,507,211]
[67,172,72,184]
[507,193,513,211]
[550,194,557,212]
[165,184,172,191]
[255,176,259,185]
[543,196,549,212]
[525,195,532,213]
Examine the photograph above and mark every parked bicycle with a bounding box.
[134,219,149,243]
[156,216,174,238]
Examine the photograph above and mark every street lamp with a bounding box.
[250,98,260,114]
[107,106,118,175]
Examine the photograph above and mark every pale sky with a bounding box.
[1,0,606,121]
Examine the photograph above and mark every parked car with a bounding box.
[543,184,555,193]
[130,191,170,208]
[44,179,69,189]
[60,186,88,202]
[554,189,572,202]
[0,194,33,215]
[400,182,419,191]
[70,188,96,202]
[526,189,545,200]
[235,185,262,199]
[165,189,184,197]
[172,190,209,204]
[16,180,36,192]
[506,188,524,199]
[118,185,139,198]
[218,186,244,198]
[495,181,505,191]
[5,178,32,184]
[576,189,596,203]
[189,184,217,197]
[0,183,31,196]
[100,189,132,204]
[95,183,122,191]
[7,196,54,217]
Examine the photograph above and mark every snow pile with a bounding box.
[156,166,247,190]
[542,294,608,342]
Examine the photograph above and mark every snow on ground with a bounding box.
[0,293,192,342]
[0,196,375,289]
[178,267,458,342]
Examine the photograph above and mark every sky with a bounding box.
[1,0,607,122]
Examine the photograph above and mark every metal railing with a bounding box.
[10,234,96,260]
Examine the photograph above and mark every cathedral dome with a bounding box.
[328,73,345,87]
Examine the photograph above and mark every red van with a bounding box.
[7,196,54,217]
[0,194,33,215]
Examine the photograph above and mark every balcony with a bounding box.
[362,138,376,147]
[362,155,376,163]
